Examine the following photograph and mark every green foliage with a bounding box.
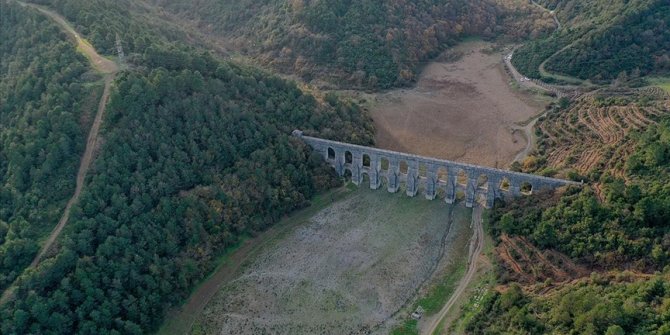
[0,41,372,333]
[390,319,419,335]
[511,31,576,79]
[0,1,98,291]
[467,274,670,334]
[489,120,670,269]
[514,0,670,82]
[30,0,191,56]
[471,117,670,334]
[147,0,548,89]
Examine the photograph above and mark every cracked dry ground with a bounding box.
[193,188,472,335]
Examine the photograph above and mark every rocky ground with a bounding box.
[192,187,472,334]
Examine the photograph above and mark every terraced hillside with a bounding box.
[533,89,670,180]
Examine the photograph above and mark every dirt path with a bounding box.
[20,2,118,74]
[1,2,118,306]
[511,113,545,163]
[423,206,484,335]
[531,0,561,31]
[29,74,114,268]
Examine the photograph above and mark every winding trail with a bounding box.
[511,111,548,163]
[423,206,484,335]
[1,2,118,306]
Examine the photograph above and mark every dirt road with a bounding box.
[22,0,117,267]
[28,74,114,269]
[21,2,118,74]
[1,2,117,306]
[423,206,484,335]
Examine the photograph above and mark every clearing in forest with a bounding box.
[189,187,472,335]
[368,41,547,169]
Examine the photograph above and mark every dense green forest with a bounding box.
[514,0,670,82]
[467,106,670,333]
[28,0,194,56]
[0,44,373,334]
[0,0,374,333]
[0,1,102,293]
[147,0,555,89]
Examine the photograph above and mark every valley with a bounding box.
[1,0,669,334]
[186,187,472,335]
[368,41,548,168]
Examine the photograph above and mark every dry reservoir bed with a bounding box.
[193,187,472,334]
[370,41,545,168]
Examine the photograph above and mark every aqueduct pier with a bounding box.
[293,130,581,208]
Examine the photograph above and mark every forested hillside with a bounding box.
[28,0,194,56]
[514,0,670,82]
[0,1,103,293]
[0,1,373,333]
[467,95,670,334]
[147,0,556,88]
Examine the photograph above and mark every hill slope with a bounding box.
[513,0,670,82]
[147,0,556,89]
[0,1,374,333]
[464,92,670,334]
[0,1,103,293]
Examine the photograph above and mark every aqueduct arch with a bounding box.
[293,130,581,208]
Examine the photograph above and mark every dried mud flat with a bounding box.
[193,188,471,334]
[370,41,545,168]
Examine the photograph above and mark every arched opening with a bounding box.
[363,154,371,167]
[457,170,468,186]
[345,151,353,164]
[500,177,511,192]
[343,168,352,181]
[477,175,489,189]
[361,172,370,187]
[456,189,466,201]
[521,182,533,195]
[379,175,389,188]
[327,147,335,160]
[419,163,428,178]
[437,167,448,183]
[436,187,446,199]
[380,157,390,171]
[399,160,409,174]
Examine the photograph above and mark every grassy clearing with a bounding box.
[648,77,670,93]
[419,260,467,315]
[418,206,471,314]
[391,319,419,335]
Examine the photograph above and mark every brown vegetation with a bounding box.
[495,234,589,289]
[535,90,669,178]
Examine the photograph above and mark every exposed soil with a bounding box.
[495,234,589,288]
[538,92,669,178]
[193,188,472,335]
[24,2,118,74]
[369,41,546,168]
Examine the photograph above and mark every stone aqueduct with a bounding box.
[293,131,581,208]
